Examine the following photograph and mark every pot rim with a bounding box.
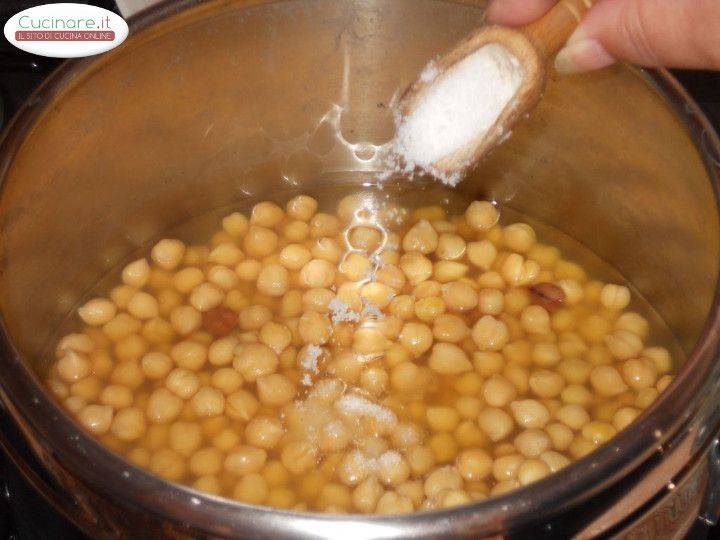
[0,0,718,537]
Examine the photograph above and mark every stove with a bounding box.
[0,2,719,539]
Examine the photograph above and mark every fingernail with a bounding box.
[555,38,616,74]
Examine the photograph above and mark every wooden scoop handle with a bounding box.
[522,0,593,60]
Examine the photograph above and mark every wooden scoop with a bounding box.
[398,0,593,177]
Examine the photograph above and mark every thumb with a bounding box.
[555,0,720,73]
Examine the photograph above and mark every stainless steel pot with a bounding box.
[0,0,719,538]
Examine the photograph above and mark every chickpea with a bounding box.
[398,322,433,357]
[517,458,550,486]
[256,373,296,405]
[234,473,269,504]
[226,390,260,421]
[56,351,91,383]
[149,448,185,481]
[77,404,113,435]
[643,347,672,374]
[436,233,466,260]
[353,477,383,513]
[146,388,183,424]
[239,304,272,330]
[399,251,433,285]
[170,340,207,371]
[589,365,628,397]
[555,404,590,430]
[636,388,659,408]
[122,258,150,288]
[545,422,573,451]
[286,195,318,221]
[501,254,540,286]
[510,399,550,429]
[110,360,144,389]
[297,311,332,345]
[457,449,493,481]
[99,385,133,409]
[280,441,318,475]
[600,284,631,311]
[528,370,565,398]
[442,281,478,312]
[514,429,550,458]
[428,343,472,375]
[309,213,340,238]
[622,358,657,390]
[434,261,469,283]
[111,407,146,441]
[402,220,438,254]
[78,298,117,326]
[189,283,224,312]
[151,239,186,270]
[243,226,278,259]
[169,306,202,336]
[465,201,499,231]
[432,314,469,343]
[472,315,509,351]
[423,465,462,499]
[483,375,516,408]
[377,451,411,487]
[581,421,617,445]
[221,212,249,237]
[478,408,514,442]
[605,330,644,360]
[233,343,278,381]
[520,305,550,335]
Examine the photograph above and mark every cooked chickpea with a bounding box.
[510,399,550,428]
[441,281,478,312]
[221,212,249,237]
[233,343,278,381]
[472,316,509,351]
[428,343,472,375]
[56,351,91,383]
[478,408,514,442]
[78,298,117,326]
[600,284,631,311]
[189,283,224,312]
[399,251,433,285]
[151,239,186,270]
[398,322,433,357]
[605,330,644,360]
[122,258,150,288]
[589,365,628,397]
[465,201,499,231]
[521,305,550,335]
[111,407,146,441]
[146,388,183,423]
[517,458,550,485]
[77,404,113,435]
[514,429,550,458]
[256,374,296,405]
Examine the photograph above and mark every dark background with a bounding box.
[0,1,718,539]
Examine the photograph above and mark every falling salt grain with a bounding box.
[388,43,524,185]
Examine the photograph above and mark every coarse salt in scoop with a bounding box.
[394,44,524,186]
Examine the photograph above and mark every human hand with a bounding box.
[485,0,720,73]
